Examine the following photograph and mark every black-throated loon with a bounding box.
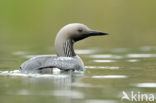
[19,23,109,73]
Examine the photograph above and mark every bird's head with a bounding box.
[57,23,109,42]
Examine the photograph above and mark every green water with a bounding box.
[1,0,156,103]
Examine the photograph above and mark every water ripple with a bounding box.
[75,49,97,54]
[7,89,84,99]
[85,66,119,70]
[0,70,68,78]
[127,54,156,58]
[53,90,84,99]
[140,46,156,51]
[134,83,156,88]
[72,83,104,88]
[92,75,127,79]
[89,54,123,59]
[92,60,116,63]
[127,59,140,62]
[85,99,118,103]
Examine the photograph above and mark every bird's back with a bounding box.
[19,55,84,74]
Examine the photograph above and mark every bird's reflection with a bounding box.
[22,70,84,103]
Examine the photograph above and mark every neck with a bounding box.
[55,38,76,57]
[63,39,76,57]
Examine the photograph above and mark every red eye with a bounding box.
[78,29,83,32]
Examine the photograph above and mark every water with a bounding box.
[1,0,156,103]
[1,47,156,103]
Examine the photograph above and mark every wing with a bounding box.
[19,55,57,73]
[40,56,84,71]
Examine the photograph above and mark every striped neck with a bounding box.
[63,39,76,57]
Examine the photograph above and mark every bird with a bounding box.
[19,23,109,74]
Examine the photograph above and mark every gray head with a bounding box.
[55,23,109,57]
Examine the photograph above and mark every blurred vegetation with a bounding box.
[0,0,156,51]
